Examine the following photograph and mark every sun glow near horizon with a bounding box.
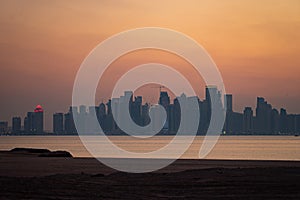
[0,0,299,129]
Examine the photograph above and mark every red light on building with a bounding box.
[34,105,44,113]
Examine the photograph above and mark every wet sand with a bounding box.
[0,149,300,199]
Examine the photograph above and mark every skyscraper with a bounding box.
[159,91,170,130]
[25,112,35,133]
[22,105,44,134]
[224,94,233,134]
[64,106,77,134]
[24,116,29,133]
[141,103,150,126]
[0,121,8,134]
[167,104,175,133]
[131,96,142,126]
[287,114,297,134]
[255,97,272,134]
[205,85,220,106]
[159,91,170,110]
[53,113,64,134]
[78,105,87,133]
[243,107,253,134]
[87,106,99,133]
[150,104,165,133]
[34,105,44,133]
[296,115,300,134]
[106,100,115,132]
[12,117,21,134]
[225,94,233,112]
[271,109,280,134]
[98,103,107,131]
[98,103,106,117]
[280,108,288,134]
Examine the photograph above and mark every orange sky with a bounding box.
[0,0,300,130]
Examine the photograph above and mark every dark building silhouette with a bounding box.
[167,104,175,133]
[50,92,300,136]
[53,113,64,134]
[24,116,29,133]
[24,105,44,134]
[0,121,8,134]
[24,112,34,133]
[131,96,143,126]
[87,106,99,133]
[243,107,253,134]
[97,102,107,131]
[105,100,115,133]
[280,108,288,134]
[12,117,21,134]
[173,98,181,133]
[167,97,181,134]
[255,97,272,134]
[98,103,106,118]
[34,105,44,133]
[271,109,280,134]
[199,98,210,135]
[159,91,170,130]
[224,94,233,134]
[64,107,77,134]
[78,105,87,133]
[64,112,73,134]
[198,86,219,135]
[287,114,297,134]
[7,85,300,136]
[159,91,170,109]
[296,115,300,134]
[225,94,233,112]
[230,112,243,134]
[141,103,150,126]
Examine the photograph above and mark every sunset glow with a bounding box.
[0,0,299,129]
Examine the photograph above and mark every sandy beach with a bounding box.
[0,149,300,199]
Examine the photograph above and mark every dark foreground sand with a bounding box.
[0,149,300,199]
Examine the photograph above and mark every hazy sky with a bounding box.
[0,0,300,130]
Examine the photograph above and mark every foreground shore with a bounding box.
[0,148,300,199]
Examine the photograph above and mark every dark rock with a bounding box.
[10,148,51,154]
[9,148,73,157]
[38,151,73,157]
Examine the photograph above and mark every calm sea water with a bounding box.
[0,136,299,160]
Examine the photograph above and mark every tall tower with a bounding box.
[243,107,253,133]
[24,105,44,134]
[159,91,170,110]
[53,113,64,134]
[256,97,272,133]
[64,107,77,134]
[98,103,106,118]
[34,105,44,133]
[225,94,233,112]
[0,121,8,134]
[12,117,21,134]
[159,91,170,130]
[98,103,107,131]
[131,96,142,125]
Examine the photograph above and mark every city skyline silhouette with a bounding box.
[0,1,300,199]
[1,85,299,135]
[1,1,300,132]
